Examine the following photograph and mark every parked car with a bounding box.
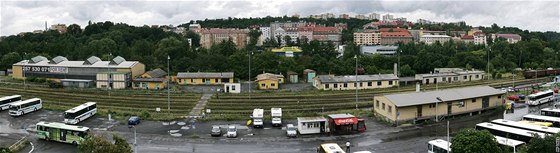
[211,125,222,137]
[517,94,526,100]
[507,95,520,101]
[128,116,141,126]
[227,125,237,138]
[286,124,297,138]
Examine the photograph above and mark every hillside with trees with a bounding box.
[0,17,559,80]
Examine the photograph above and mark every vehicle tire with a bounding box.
[19,111,24,116]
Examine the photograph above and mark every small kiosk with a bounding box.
[297,117,328,134]
[327,114,359,134]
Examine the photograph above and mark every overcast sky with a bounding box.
[1,0,559,36]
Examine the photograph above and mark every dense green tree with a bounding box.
[523,133,560,153]
[451,128,501,153]
[0,52,21,70]
[78,134,132,153]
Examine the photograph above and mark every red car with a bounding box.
[507,95,520,101]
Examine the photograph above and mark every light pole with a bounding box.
[354,55,358,109]
[129,125,137,153]
[107,53,112,96]
[436,97,443,122]
[23,52,27,89]
[487,48,490,80]
[248,51,253,99]
[167,55,170,113]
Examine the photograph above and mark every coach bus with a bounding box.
[475,122,547,142]
[541,108,560,117]
[0,95,21,111]
[517,120,553,127]
[491,119,560,134]
[526,90,554,106]
[428,139,450,153]
[64,102,97,124]
[523,114,560,127]
[8,98,42,117]
[318,143,346,153]
[495,136,525,153]
[36,121,90,145]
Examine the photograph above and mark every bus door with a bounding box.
[60,129,66,141]
[49,128,59,140]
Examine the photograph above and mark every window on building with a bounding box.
[498,95,501,99]
[368,82,372,86]
[215,79,219,82]
[271,83,275,87]
[454,77,458,81]
[463,76,467,79]
[232,85,236,90]
[344,83,348,88]
[334,84,338,88]
[261,83,265,87]
[388,81,393,85]
[458,101,465,107]
[388,106,392,113]
[190,79,194,83]
[443,77,446,81]
[377,81,382,86]
[472,99,476,103]
[429,104,436,108]
[325,84,330,88]
[376,100,379,108]
[382,103,385,110]
[475,75,479,79]
[360,82,363,87]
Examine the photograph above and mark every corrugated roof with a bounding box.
[256,73,284,81]
[383,86,505,107]
[317,74,398,83]
[14,59,140,68]
[176,72,234,79]
[327,114,355,119]
[144,68,167,78]
[133,78,167,82]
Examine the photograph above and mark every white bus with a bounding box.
[526,90,554,106]
[523,114,560,127]
[540,108,560,117]
[491,119,560,134]
[318,143,345,153]
[9,98,42,117]
[0,95,22,111]
[64,102,97,124]
[495,136,525,153]
[428,139,450,153]
[475,122,547,142]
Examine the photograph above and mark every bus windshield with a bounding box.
[528,96,536,101]
[9,106,19,111]
[64,112,72,119]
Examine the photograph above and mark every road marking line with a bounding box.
[29,142,34,153]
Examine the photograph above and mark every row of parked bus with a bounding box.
[0,95,97,145]
[429,108,560,153]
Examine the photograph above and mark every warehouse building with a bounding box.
[415,68,485,84]
[12,56,145,83]
[176,72,234,85]
[373,86,504,125]
[313,74,399,90]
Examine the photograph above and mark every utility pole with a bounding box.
[249,51,253,99]
[23,52,27,89]
[167,55,171,113]
[108,53,112,96]
[447,120,450,153]
[487,48,490,80]
[355,55,358,109]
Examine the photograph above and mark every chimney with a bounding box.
[416,82,420,92]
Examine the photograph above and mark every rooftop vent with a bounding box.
[30,56,48,64]
[49,56,68,64]
[110,56,126,65]
[84,56,101,65]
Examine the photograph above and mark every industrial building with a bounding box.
[373,86,504,125]
[12,56,145,84]
[415,68,485,84]
[313,74,399,90]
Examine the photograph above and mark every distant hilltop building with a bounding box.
[51,24,67,33]
[269,21,344,46]
[492,33,522,44]
[196,28,249,49]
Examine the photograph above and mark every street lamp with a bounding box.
[23,52,27,89]
[167,55,171,113]
[354,55,358,109]
[487,48,490,80]
[107,53,112,96]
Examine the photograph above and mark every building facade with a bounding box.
[133,68,168,90]
[492,33,521,44]
[197,28,249,49]
[12,56,145,82]
[420,35,451,45]
[353,29,381,46]
[373,86,505,124]
[313,74,399,90]
[360,45,398,55]
[51,24,67,33]
[96,71,131,89]
[176,72,234,85]
[256,73,283,90]
[415,68,485,84]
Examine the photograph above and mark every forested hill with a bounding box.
[0,18,559,80]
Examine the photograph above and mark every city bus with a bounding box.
[517,120,553,127]
[318,143,345,153]
[491,119,560,134]
[64,102,97,124]
[9,98,42,117]
[475,122,547,142]
[36,121,90,145]
[495,136,525,153]
[0,95,22,111]
[541,108,560,117]
[428,139,450,153]
[523,114,560,127]
[526,90,554,106]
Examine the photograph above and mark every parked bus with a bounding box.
[9,98,42,117]
[64,102,97,124]
[526,90,554,106]
[0,95,21,111]
[517,120,553,127]
[523,114,560,127]
[318,143,345,153]
[475,122,547,142]
[491,119,560,134]
[495,136,525,153]
[428,139,450,153]
[36,121,90,145]
[541,108,560,117]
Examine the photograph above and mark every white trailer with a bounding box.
[297,117,327,134]
[252,108,264,128]
[271,108,282,127]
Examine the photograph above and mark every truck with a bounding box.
[271,108,282,127]
[252,108,264,128]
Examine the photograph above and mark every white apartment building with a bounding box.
[420,35,451,45]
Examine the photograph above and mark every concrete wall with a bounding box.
[374,94,504,123]
[315,79,399,90]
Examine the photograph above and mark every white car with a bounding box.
[227,125,237,138]
[286,124,297,137]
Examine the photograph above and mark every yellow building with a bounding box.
[271,47,303,57]
[12,55,145,82]
[176,72,234,85]
[256,73,282,90]
[133,68,168,90]
[373,86,505,125]
[313,74,398,90]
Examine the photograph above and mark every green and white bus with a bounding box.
[36,121,90,145]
